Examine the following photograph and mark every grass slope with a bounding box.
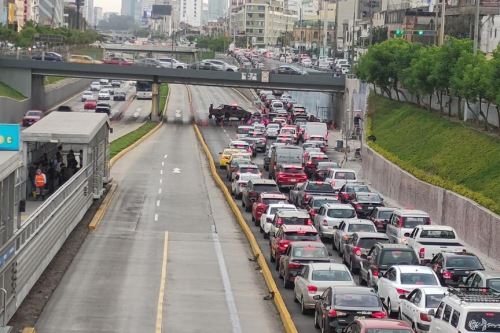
[368,94,500,214]
[0,82,26,100]
[159,83,169,116]
[110,121,159,158]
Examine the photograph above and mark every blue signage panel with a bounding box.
[0,124,20,151]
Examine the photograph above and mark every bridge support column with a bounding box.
[151,77,160,121]
[31,75,46,110]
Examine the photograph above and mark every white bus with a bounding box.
[136,81,153,100]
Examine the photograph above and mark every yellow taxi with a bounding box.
[68,54,103,64]
[219,148,245,168]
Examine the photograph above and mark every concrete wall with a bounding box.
[362,145,500,260]
[0,97,32,123]
[41,78,91,110]
[0,68,32,97]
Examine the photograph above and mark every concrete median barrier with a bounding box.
[362,145,500,264]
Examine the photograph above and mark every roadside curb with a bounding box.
[22,328,36,333]
[193,124,298,333]
[88,183,117,230]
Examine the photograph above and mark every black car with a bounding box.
[338,182,371,203]
[314,286,386,332]
[208,104,252,123]
[56,105,72,112]
[95,103,111,115]
[314,161,340,181]
[289,181,337,208]
[272,65,306,75]
[189,61,221,71]
[429,252,485,286]
[367,207,396,232]
[32,52,63,61]
[113,91,126,101]
[350,192,384,218]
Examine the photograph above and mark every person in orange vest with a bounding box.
[34,169,47,200]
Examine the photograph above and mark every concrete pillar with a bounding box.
[151,77,160,122]
[31,75,46,110]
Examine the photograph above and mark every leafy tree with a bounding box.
[486,46,500,133]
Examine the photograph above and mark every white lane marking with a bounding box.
[160,178,163,184]
[161,161,165,167]
[154,213,159,222]
[158,188,162,194]
[155,232,168,332]
[172,168,181,174]
[156,200,161,207]
[164,154,168,159]
[160,170,163,175]
[211,227,242,333]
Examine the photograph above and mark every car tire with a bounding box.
[387,299,396,318]
[245,204,251,212]
[259,225,264,233]
[241,200,245,208]
[253,217,259,226]
[283,274,292,289]
[300,297,309,314]
[314,310,320,329]
[275,259,280,271]
[264,232,269,239]
[270,250,275,263]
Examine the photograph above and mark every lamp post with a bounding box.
[473,0,480,54]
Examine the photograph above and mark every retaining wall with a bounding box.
[0,97,31,123]
[362,145,500,260]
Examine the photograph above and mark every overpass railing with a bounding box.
[0,164,94,324]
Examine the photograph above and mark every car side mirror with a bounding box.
[428,309,435,316]
[384,219,389,223]
[235,175,240,180]
[399,294,406,300]
[360,254,367,260]
[312,295,322,301]
[218,152,222,155]
[333,226,338,229]
[404,232,410,237]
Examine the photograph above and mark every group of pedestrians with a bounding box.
[29,147,82,201]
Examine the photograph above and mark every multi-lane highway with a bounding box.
[34,84,283,333]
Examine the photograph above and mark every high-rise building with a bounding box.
[39,0,64,26]
[180,0,201,26]
[93,5,102,24]
[83,0,94,27]
[29,0,40,23]
[208,0,226,20]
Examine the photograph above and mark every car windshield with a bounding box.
[465,312,500,332]
[292,246,328,258]
[425,294,445,308]
[269,207,295,214]
[317,162,339,170]
[400,273,439,285]
[419,230,456,239]
[253,184,279,192]
[334,172,356,180]
[357,238,390,249]
[312,270,352,282]
[237,127,252,134]
[282,216,309,225]
[348,224,375,232]
[366,330,413,333]
[327,209,356,219]
[283,167,303,174]
[306,183,334,192]
[356,194,382,202]
[26,111,41,116]
[378,210,393,220]
[312,199,339,208]
[488,279,500,292]
[284,232,318,241]
[380,250,418,266]
[334,294,380,307]
[446,256,484,270]
[262,198,286,205]
[347,185,370,193]
[403,216,429,228]
[239,167,259,174]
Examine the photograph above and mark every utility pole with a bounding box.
[333,0,339,56]
[350,0,357,64]
[473,0,480,54]
[439,0,446,46]
[76,0,82,30]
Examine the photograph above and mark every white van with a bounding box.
[303,122,328,142]
[324,169,358,191]
[386,209,431,244]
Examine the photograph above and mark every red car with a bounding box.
[84,99,97,110]
[251,192,287,224]
[269,224,319,264]
[276,164,308,188]
[22,110,44,127]
[103,57,133,66]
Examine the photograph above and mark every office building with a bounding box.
[208,0,227,20]
[83,0,94,26]
[39,0,64,26]
[180,0,201,26]
[93,5,102,24]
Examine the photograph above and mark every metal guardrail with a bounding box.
[0,165,94,324]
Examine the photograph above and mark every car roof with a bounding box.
[323,203,355,209]
[415,225,455,231]
[345,219,374,225]
[416,286,448,295]
[311,195,339,201]
[268,203,295,208]
[394,209,429,216]
[281,164,303,169]
[332,168,356,173]
[260,192,286,198]
[375,207,397,211]
[238,164,258,168]
[443,252,479,258]
[250,179,277,185]
[309,262,349,270]
[357,319,412,329]
[392,265,435,274]
[377,243,413,250]
[331,286,377,295]
[352,232,390,239]
[281,224,316,232]
[277,210,310,218]
[291,241,324,248]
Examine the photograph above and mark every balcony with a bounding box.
[446,0,500,15]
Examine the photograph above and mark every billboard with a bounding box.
[0,124,20,151]
[151,4,172,18]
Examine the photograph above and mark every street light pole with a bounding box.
[439,0,446,46]
[473,0,480,54]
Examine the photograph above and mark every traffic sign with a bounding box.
[0,124,20,151]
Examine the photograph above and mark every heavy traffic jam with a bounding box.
[215,90,500,333]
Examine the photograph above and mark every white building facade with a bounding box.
[180,0,201,26]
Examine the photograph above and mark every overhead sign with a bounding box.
[0,124,20,151]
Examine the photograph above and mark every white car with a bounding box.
[204,59,238,72]
[90,81,101,91]
[313,203,357,238]
[157,57,188,69]
[266,124,281,138]
[377,265,441,317]
[231,173,260,199]
[99,78,109,85]
[386,209,431,244]
[98,89,111,100]
[332,219,377,255]
[301,58,312,67]
[81,90,94,102]
[324,169,359,191]
[293,263,355,313]
[399,287,447,333]
[260,203,296,237]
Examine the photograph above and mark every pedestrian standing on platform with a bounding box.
[34,169,47,200]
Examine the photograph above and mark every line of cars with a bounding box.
[215,106,500,333]
[81,79,128,116]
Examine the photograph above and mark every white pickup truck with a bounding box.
[406,225,466,264]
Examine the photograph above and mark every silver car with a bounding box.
[313,203,357,239]
[293,263,355,313]
[204,59,238,72]
[332,219,377,256]
[342,232,390,274]
[260,203,297,237]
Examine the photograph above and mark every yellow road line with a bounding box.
[156,231,169,333]
[22,328,36,333]
[192,124,298,333]
[88,183,118,230]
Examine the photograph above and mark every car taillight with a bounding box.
[442,270,453,279]
[304,194,311,201]
[288,262,301,269]
[328,309,337,318]
[396,216,404,227]
[485,312,495,317]
[419,247,425,259]
[330,180,336,187]
[372,268,379,277]
[278,240,290,251]
[396,288,409,295]
[322,219,328,226]
[420,312,432,322]
[307,285,317,293]
[353,247,361,256]
[343,234,350,241]
[342,193,351,200]
[354,203,363,210]
[426,217,432,225]
[307,219,313,225]
[371,311,387,319]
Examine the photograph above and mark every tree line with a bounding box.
[0,22,99,48]
[356,38,500,131]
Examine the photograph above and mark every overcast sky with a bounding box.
[94,0,121,13]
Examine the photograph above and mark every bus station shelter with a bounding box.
[22,112,111,199]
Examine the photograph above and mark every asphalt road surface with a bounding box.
[34,84,282,333]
